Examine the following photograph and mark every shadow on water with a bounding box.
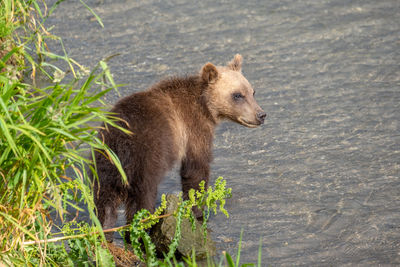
[46,0,400,265]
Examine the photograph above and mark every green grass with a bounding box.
[0,0,126,265]
[0,52,127,266]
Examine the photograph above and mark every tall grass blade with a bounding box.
[79,0,104,27]
[225,251,235,267]
[236,228,244,266]
[257,237,262,267]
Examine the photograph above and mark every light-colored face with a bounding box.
[202,54,266,128]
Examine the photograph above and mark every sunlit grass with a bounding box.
[0,0,128,265]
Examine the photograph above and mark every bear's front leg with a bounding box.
[180,155,211,219]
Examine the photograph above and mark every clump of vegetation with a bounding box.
[1,0,127,265]
[0,56,123,265]
[121,177,231,266]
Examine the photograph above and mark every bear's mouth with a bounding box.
[237,117,260,128]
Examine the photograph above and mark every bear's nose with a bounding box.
[256,111,266,124]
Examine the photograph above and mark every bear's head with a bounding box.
[201,54,266,128]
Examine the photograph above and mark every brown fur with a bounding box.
[93,55,265,241]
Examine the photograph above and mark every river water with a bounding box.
[47,0,400,265]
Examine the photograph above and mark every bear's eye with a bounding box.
[233,93,244,101]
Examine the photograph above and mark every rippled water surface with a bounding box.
[47,0,400,265]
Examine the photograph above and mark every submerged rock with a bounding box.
[150,194,216,260]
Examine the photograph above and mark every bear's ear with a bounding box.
[228,54,243,71]
[201,63,219,84]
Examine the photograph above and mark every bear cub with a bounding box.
[93,54,266,241]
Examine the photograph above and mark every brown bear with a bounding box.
[93,54,266,241]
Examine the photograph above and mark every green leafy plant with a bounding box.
[120,177,232,266]
[187,177,232,240]
[63,221,115,266]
